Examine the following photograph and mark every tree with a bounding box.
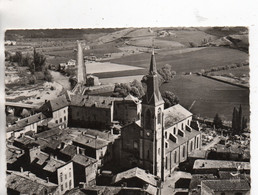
[12,51,23,65]
[112,80,145,98]
[162,91,179,109]
[231,105,247,134]
[33,48,46,72]
[213,113,223,129]
[157,64,176,83]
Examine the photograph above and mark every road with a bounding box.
[202,136,221,151]
[49,70,71,90]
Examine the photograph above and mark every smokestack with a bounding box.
[76,146,80,154]
[20,167,23,173]
[46,177,49,183]
[77,41,87,85]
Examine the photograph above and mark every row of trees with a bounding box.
[232,105,248,135]
[213,105,248,135]
[6,49,52,83]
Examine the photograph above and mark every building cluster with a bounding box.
[5,43,250,195]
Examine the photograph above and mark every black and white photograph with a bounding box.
[1,1,257,195]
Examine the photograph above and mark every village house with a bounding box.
[68,95,117,129]
[193,159,250,175]
[111,167,161,195]
[6,112,47,139]
[40,95,69,129]
[6,170,58,195]
[71,154,98,186]
[201,179,250,195]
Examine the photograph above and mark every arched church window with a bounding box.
[145,109,151,129]
[174,151,177,163]
[157,108,161,124]
[182,123,184,130]
[183,145,186,157]
[133,141,138,149]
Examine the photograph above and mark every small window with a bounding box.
[65,182,68,188]
[133,141,138,149]
[69,180,72,187]
[165,156,168,169]
[64,110,66,113]
[165,142,168,148]
[181,123,184,130]
[69,172,71,178]
[157,108,161,124]
[64,116,66,121]
[56,120,58,124]
[190,141,193,152]
[158,148,160,155]
[173,127,176,134]
[174,151,177,163]
[60,173,63,182]
[183,145,186,157]
[165,131,167,139]
[61,185,63,191]
[65,174,67,180]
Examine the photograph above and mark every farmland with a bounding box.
[108,47,248,74]
[5,27,249,121]
[160,75,249,121]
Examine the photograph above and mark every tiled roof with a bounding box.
[42,157,66,172]
[164,104,192,129]
[202,179,250,192]
[49,95,69,111]
[35,128,62,139]
[218,171,250,181]
[72,154,97,167]
[193,160,250,170]
[7,113,47,133]
[6,171,58,194]
[70,94,118,108]
[60,145,77,157]
[189,174,216,190]
[34,151,49,166]
[112,167,158,187]
[73,135,109,149]
[15,113,47,127]
[188,150,207,159]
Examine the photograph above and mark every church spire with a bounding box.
[149,49,157,75]
[77,40,86,85]
[142,49,164,106]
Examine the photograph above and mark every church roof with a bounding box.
[164,104,192,129]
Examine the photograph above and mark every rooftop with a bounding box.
[72,154,97,167]
[202,179,250,192]
[112,167,158,187]
[188,150,207,159]
[165,129,200,153]
[164,104,192,129]
[70,94,120,108]
[42,157,66,172]
[60,144,77,158]
[193,160,250,170]
[7,113,47,132]
[73,135,109,149]
[49,95,69,111]
[6,170,58,194]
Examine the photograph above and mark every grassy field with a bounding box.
[108,47,248,74]
[210,66,249,77]
[160,75,249,121]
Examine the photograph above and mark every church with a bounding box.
[119,50,202,181]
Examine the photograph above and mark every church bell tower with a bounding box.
[141,49,164,179]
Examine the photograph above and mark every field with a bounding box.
[108,47,248,74]
[210,66,249,77]
[160,75,249,121]
[5,28,249,121]
[85,62,143,74]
